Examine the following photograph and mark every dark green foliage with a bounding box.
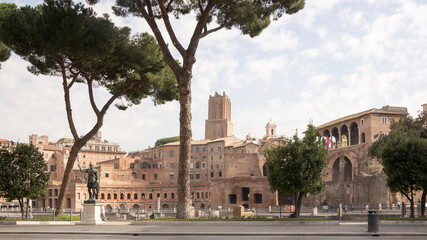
[265,124,328,218]
[0,41,10,68]
[101,0,305,38]
[0,3,15,69]
[155,136,180,147]
[0,0,178,107]
[369,114,427,218]
[0,144,50,219]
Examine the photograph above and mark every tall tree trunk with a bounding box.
[176,73,192,219]
[56,144,82,216]
[410,191,415,218]
[295,192,304,218]
[25,199,29,220]
[18,198,24,220]
[421,189,426,217]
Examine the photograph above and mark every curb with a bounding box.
[0,231,426,237]
[130,220,340,226]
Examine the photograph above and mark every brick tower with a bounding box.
[205,92,234,140]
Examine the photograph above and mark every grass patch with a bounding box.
[138,216,333,222]
[381,217,427,221]
[34,214,80,221]
[0,214,80,221]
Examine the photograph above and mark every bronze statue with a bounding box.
[78,161,100,200]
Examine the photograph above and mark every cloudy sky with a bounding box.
[1,0,426,152]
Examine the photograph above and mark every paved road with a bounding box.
[1,222,426,239]
[1,235,427,240]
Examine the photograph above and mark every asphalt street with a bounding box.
[1,222,426,240]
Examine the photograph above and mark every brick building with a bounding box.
[29,94,426,211]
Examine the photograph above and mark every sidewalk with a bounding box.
[1,221,427,237]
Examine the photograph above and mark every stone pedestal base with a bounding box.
[78,201,104,225]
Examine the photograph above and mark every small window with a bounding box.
[381,116,387,124]
[202,162,206,169]
[197,192,200,198]
[219,171,222,177]
[164,193,167,199]
[107,193,111,199]
[170,151,174,157]
[159,152,162,158]
[105,173,109,178]
[196,162,200,168]
[229,194,237,204]
[171,193,175,199]
[127,193,131,199]
[170,174,174,180]
[361,119,364,126]
[210,172,214,178]
[141,193,145,199]
[157,193,160,198]
[190,173,194,180]
[149,193,153,199]
[218,145,221,151]
[196,147,200,153]
[142,174,146,180]
[159,163,162,169]
[203,147,206,152]
[190,163,194,168]
[54,189,58,196]
[120,193,124,200]
[196,173,200,179]
[130,163,135,169]
[114,193,117,199]
[48,189,52,196]
[154,174,158,180]
[134,193,138,200]
[254,194,262,203]
[170,163,174,169]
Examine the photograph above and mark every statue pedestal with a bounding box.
[78,200,104,225]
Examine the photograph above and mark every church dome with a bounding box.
[266,118,277,128]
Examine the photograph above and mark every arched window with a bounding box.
[107,193,111,199]
[141,193,145,199]
[361,132,366,143]
[120,193,124,200]
[101,193,105,199]
[262,164,267,176]
[157,193,160,198]
[132,172,137,179]
[201,192,204,199]
[196,192,200,199]
[127,193,131,199]
[134,193,138,199]
[171,193,175,199]
[114,193,117,199]
[149,193,153,199]
[164,193,167,199]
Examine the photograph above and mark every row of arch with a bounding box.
[322,122,366,149]
[98,191,210,201]
[105,203,208,210]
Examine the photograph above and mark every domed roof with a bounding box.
[266,118,277,127]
